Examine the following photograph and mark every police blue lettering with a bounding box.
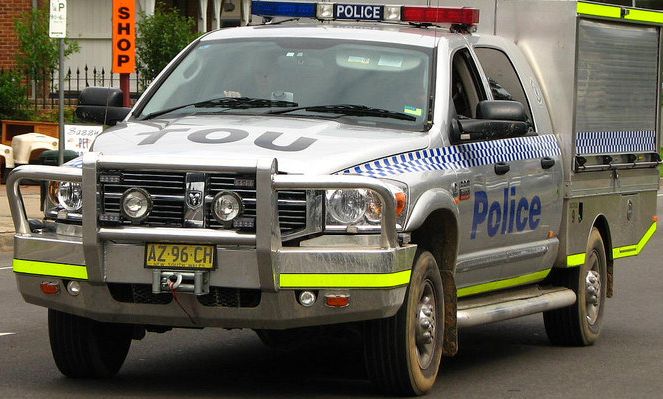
[471,188,542,239]
[471,191,487,239]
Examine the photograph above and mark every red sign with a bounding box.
[112,0,136,74]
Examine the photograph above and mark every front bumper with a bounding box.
[7,157,416,329]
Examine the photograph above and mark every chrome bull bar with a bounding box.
[6,153,399,292]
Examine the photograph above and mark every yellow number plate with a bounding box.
[145,243,215,269]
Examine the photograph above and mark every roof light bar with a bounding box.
[250,1,479,26]
[401,6,480,25]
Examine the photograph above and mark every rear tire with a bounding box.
[544,228,607,346]
[48,309,133,378]
[363,251,444,396]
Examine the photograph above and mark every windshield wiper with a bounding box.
[267,104,416,121]
[140,97,299,120]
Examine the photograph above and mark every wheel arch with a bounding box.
[409,205,460,357]
[591,214,614,297]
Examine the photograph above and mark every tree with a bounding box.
[14,8,79,82]
[136,8,200,82]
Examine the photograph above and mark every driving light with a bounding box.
[57,181,83,212]
[298,290,317,307]
[212,191,243,223]
[66,280,81,296]
[121,188,152,222]
[327,189,367,224]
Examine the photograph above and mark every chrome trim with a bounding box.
[98,227,256,245]
[255,158,280,292]
[82,153,102,279]
[184,172,205,228]
[6,165,82,235]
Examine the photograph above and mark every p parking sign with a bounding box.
[49,0,67,38]
[112,0,136,74]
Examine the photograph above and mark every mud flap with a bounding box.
[440,270,458,357]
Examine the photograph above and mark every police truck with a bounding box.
[6,0,661,395]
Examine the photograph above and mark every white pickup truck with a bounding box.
[6,0,661,395]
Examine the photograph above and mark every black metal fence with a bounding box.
[1,65,151,112]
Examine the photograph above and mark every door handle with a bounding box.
[541,157,555,169]
[494,162,510,175]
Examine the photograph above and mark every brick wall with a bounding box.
[0,0,45,70]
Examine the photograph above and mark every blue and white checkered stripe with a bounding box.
[340,135,560,177]
[575,130,656,155]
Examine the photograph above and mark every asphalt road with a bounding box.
[1,198,662,398]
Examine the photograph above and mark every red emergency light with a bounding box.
[401,6,480,25]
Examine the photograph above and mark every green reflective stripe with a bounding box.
[13,259,88,280]
[279,270,411,288]
[457,269,551,298]
[577,2,621,19]
[624,9,663,24]
[567,253,586,267]
[613,222,657,259]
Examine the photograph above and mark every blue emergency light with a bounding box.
[250,1,480,25]
[251,1,318,18]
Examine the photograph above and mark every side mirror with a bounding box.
[75,87,131,126]
[451,100,530,143]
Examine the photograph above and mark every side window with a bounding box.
[474,47,533,124]
[451,48,486,119]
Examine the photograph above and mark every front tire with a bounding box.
[364,251,444,396]
[48,309,133,378]
[544,227,607,346]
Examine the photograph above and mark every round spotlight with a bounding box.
[212,191,243,223]
[66,280,81,296]
[298,290,317,307]
[57,181,83,212]
[121,188,152,222]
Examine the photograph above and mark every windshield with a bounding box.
[136,37,433,130]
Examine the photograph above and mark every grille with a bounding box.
[108,284,260,308]
[108,283,173,305]
[101,171,186,227]
[207,174,308,234]
[197,287,261,307]
[99,170,308,234]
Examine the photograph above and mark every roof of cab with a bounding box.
[201,22,459,47]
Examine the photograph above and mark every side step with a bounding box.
[457,286,576,328]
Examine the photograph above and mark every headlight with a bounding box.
[121,188,152,222]
[56,181,83,212]
[327,189,367,224]
[212,191,243,223]
[325,184,407,229]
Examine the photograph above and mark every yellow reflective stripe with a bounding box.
[613,222,657,259]
[567,253,586,268]
[13,259,88,280]
[625,9,663,24]
[457,269,551,298]
[279,270,411,288]
[577,2,621,19]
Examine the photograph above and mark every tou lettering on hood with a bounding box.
[471,187,542,239]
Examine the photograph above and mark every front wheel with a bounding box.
[543,227,607,346]
[363,251,444,396]
[49,309,133,378]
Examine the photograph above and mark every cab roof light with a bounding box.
[401,6,479,25]
[252,1,317,18]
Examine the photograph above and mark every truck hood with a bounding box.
[92,115,429,174]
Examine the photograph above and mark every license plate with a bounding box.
[145,243,215,270]
[334,4,384,20]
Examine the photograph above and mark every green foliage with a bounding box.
[0,71,30,120]
[14,8,79,79]
[137,8,200,82]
